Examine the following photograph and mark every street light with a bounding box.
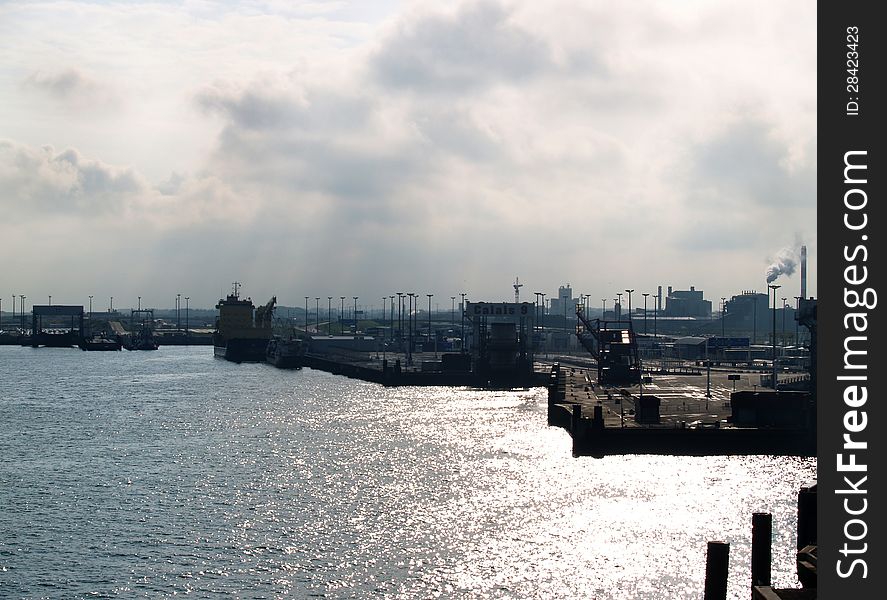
[20,295,26,333]
[88,295,93,315]
[768,284,781,389]
[458,292,467,353]
[540,293,546,332]
[328,297,333,335]
[138,296,141,310]
[49,295,52,306]
[185,296,189,339]
[340,297,346,334]
[625,289,634,324]
[304,296,309,331]
[721,297,727,337]
[781,297,787,350]
[427,293,433,358]
[352,297,359,333]
[642,293,649,335]
[389,296,395,343]
[315,297,320,333]
[177,293,181,331]
[616,292,623,320]
[794,296,802,346]
[601,298,606,320]
[451,296,456,327]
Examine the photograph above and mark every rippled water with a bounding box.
[0,346,815,599]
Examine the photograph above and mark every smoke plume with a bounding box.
[765,247,797,283]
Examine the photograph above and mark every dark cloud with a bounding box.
[371,1,554,92]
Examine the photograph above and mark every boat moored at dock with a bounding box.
[213,284,274,363]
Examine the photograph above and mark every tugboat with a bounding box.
[266,335,304,369]
[124,309,159,350]
[79,334,123,351]
[214,283,274,363]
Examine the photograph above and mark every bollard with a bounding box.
[797,485,817,550]
[751,512,772,588]
[571,403,582,433]
[703,541,729,600]
[592,404,604,430]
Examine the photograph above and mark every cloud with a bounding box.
[23,67,120,110]
[0,0,816,307]
[370,1,555,92]
[0,140,143,218]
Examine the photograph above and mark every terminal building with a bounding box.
[464,302,536,383]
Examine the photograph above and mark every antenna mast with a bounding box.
[513,276,523,303]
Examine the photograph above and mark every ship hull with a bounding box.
[214,338,269,363]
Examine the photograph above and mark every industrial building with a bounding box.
[664,286,712,318]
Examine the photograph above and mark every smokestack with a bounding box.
[800,245,807,299]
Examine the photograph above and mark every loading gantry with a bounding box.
[575,304,641,386]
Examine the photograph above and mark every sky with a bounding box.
[0,0,816,311]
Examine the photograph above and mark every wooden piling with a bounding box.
[704,541,730,600]
[797,485,816,549]
[751,512,772,588]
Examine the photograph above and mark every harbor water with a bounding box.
[0,346,815,599]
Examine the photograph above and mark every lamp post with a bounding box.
[20,295,26,333]
[451,296,456,328]
[427,293,434,357]
[328,297,333,335]
[642,293,649,335]
[185,296,189,340]
[177,293,181,331]
[396,293,404,349]
[315,297,320,333]
[304,296,309,331]
[138,296,141,311]
[340,297,346,334]
[353,297,359,332]
[407,293,415,362]
[88,295,93,315]
[625,289,634,324]
[460,292,466,353]
[781,297,787,350]
[752,293,757,345]
[616,292,623,320]
[601,298,606,320]
[389,296,395,343]
[48,295,52,306]
[794,296,802,346]
[769,284,781,389]
[110,296,113,312]
[540,293,546,332]
[721,297,726,337]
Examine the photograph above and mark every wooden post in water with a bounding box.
[751,512,772,588]
[704,541,729,600]
[797,485,817,550]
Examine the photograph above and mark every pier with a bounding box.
[546,363,815,457]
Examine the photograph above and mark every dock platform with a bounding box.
[547,363,815,457]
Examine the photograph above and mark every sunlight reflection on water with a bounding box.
[0,347,815,599]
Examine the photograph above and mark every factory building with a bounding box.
[548,284,574,317]
[664,286,712,318]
